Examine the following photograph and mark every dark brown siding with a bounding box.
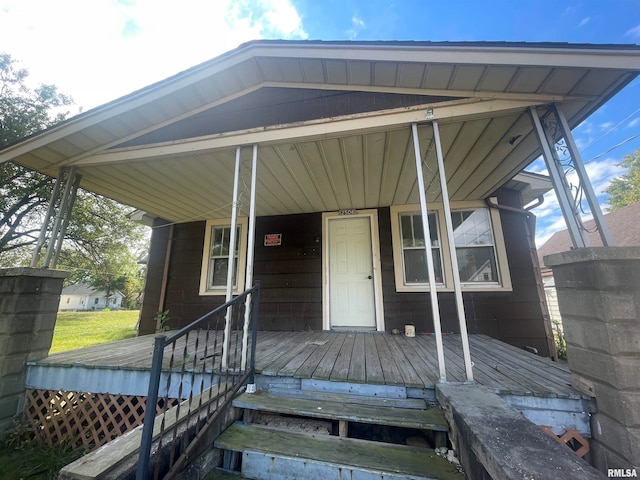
[378,189,550,355]
[139,213,322,333]
[138,219,171,336]
[140,190,551,355]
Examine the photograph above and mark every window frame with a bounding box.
[199,217,248,296]
[390,202,512,292]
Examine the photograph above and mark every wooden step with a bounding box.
[267,387,429,409]
[233,390,448,431]
[215,422,463,480]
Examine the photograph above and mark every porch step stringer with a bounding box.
[214,422,464,480]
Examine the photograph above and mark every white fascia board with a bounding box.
[252,42,640,70]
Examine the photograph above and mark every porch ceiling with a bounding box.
[2,40,639,223]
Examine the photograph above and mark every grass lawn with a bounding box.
[50,310,140,353]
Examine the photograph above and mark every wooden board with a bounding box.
[264,388,427,409]
[215,422,464,479]
[232,391,448,431]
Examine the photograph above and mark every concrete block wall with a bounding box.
[545,247,640,472]
[0,267,68,435]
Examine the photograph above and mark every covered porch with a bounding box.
[26,331,592,437]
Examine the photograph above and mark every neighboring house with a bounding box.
[3,40,640,359]
[538,201,640,324]
[59,284,124,311]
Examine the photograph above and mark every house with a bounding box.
[3,40,640,478]
[2,40,640,360]
[538,201,640,324]
[58,283,124,311]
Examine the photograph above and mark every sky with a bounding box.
[1,0,639,246]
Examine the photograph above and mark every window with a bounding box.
[398,212,444,285]
[452,209,499,284]
[391,203,511,292]
[199,218,248,295]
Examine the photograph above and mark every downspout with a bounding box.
[485,196,558,359]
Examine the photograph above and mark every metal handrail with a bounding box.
[136,282,261,480]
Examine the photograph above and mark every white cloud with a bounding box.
[578,17,590,27]
[600,121,614,131]
[626,24,640,38]
[347,16,366,39]
[628,118,640,128]
[0,0,307,110]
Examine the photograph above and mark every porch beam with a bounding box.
[432,121,474,382]
[411,123,447,382]
[222,147,241,370]
[70,98,543,168]
[528,106,589,248]
[241,144,258,372]
[552,104,612,246]
[260,81,582,103]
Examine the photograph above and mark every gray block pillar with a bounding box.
[0,267,69,435]
[545,247,640,472]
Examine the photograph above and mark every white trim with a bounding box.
[72,98,540,167]
[322,210,385,332]
[390,201,512,293]
[199,217,249,296]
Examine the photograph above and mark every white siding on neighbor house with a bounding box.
[58,286,124,311]
[543,275,562,324]
[59,294,89,311]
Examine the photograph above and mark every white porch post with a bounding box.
[552,104,612,246]
[222,147,241,370]
[31,166,81,268]
[529,107,590,248]
[411,123,447,382]
[241,144,258,372]
[432,121,474,382]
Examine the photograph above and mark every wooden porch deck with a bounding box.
[31,331,578,399]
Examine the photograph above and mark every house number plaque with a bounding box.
[339,209,357,215]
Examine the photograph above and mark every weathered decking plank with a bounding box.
[278,332,331,376]
[260,332,321,376]
[294,334,335,378]
[391,336,440,385]
[31,332,586,400]
[313,334,346,380]
[461,337,569,396]
[363,333,385,384]
[384,335,427,388]
[347,333,366,383]
[330,333,355,382]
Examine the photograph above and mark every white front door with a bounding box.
[327,216,377,329]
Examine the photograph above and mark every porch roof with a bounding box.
[2,40,639,222]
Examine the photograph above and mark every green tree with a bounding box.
[605,149,640,211]
[0,53,148,307]
[1,53,73,259]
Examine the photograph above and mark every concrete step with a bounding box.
[215,422,464,480]
[233,390,448,431]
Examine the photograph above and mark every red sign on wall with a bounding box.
[264,233,282,246]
